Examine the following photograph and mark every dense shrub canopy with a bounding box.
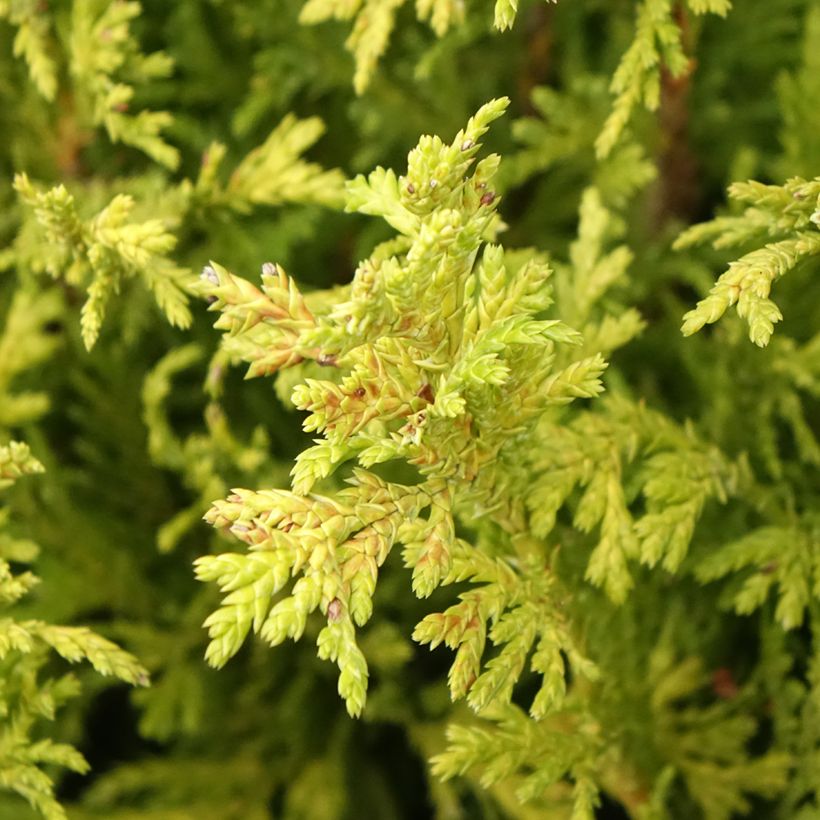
[0,1,819,818]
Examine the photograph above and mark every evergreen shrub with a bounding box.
[1,0,819,817]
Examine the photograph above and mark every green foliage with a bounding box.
[298,0,554,92]
[9,106,344,351]
[0,0,58,100]
[632,650,789,820]
[777,5,820,176]
[14,173,191,350]
[0,288,60,427]
[299,0,413,95]
[697,516,820,630]
[678,176,820,346]
[504,78,657,205]
[0,0,176,166]
[68,0,178,168]
[200,115,346,212]
[296,0,731,163]
[0,440,147,819]
[596,0,729,159]
[528,395,743,602]
[2,0,820,817]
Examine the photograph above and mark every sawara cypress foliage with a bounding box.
[1,0,820,818]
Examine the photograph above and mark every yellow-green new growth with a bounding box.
[196,99,607,720]
[0,0,58,99]
[10,110,342,354]
[0,441,44,491]
[1,0,178,165]
[200,115,346,212]
[14,173,193,350]
[196,472,431,716]
[678,176,820,346]
[69,0,178,168]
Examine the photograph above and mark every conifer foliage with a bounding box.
[1,0,820,818]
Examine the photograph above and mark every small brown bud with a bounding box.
[417,383,434,403]
[406,183,415,195]
[480,191,496,206]
[353,386,366,399]
[327,598,343,622]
